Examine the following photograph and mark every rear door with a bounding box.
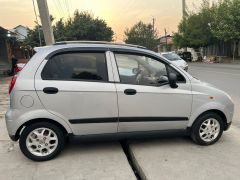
[35,49,118,135]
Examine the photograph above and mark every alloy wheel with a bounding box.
[26,128,58,157]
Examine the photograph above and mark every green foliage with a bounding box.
[124,21,159,50]
[173,0,240,58]
[211,0,240,60]
[24,26,45,47]
[61,11,114,41]
[0,27,7,39]
[211,0,240,42]
[53,18,66,41]
[24,11,114,47]
[173,2,216,49]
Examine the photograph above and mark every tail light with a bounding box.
[9,75,17,94]
[15,66,23,73]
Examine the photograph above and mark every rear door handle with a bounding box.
[124,89,137,95]
[43,87,59,94]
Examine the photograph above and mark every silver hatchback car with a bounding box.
[5,41,234,161]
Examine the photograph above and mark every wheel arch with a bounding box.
[190,109,228,131]
[14,118,72,141]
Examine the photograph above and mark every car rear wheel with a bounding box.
[19,122,65,161]
[191,112,224,145]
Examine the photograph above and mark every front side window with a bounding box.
[42,52,108,81]
[115,53,168,86]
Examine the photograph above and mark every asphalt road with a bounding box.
[0,63,240,180]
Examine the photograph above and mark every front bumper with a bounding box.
[9,134,19,141]
[224,122,232,131]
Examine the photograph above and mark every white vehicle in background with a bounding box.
[160,52,188,71]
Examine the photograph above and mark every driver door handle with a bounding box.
[43,87,59,94]
[124,89,137,95]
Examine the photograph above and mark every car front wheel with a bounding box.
[191,112,224,145]
[19,122,65,161]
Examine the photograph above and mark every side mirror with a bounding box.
[169,73,178,88]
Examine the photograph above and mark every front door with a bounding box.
[112,52,192,132]
[35,50,118,135]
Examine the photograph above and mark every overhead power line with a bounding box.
[53,0,62,18]
[64,0,71,17]
[32,0,42,46]
[56,0,67,18]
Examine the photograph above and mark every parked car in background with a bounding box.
[6,41,234,161]
[160,52,188,71]
[178,51,192,62]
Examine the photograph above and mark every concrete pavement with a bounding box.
[129,127,240,180]
[0,141,136,180]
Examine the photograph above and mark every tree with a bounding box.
[0,27,7,40]
[24,25,45,47]
[53,18,67,41]
[124,21,159,50]
[211,0,240,61]
[173,2,216,49]
[24,11,114,47]
[63,11,114,41]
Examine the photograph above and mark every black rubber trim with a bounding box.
[45,47,109,60]
[119,117,188,122]
[224,122,232,131]
[69,118,117,124]
[69,117,189,124]
[110,48,170,64]
[9,135,18,141]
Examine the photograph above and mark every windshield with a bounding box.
[162,53,182,61]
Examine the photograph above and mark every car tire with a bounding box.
[191,112,224,145]
[19,122,65,161]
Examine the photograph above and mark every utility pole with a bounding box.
[36,0,55,45]
[164,28,168,51]
[152,17,155,32]
[182,0,187,19]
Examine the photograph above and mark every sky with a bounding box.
[0,0,215,41]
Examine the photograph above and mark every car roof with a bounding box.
[54,41,147,49]
[34,41,169,63]
[34,41,147,52]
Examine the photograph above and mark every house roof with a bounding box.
[13,25,27,29]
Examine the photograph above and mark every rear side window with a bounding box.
[41,52,108,81]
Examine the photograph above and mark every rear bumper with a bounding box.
[5,108,19,140]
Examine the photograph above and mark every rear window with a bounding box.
[41,52,108,81]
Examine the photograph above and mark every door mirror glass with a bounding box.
[169,73,178,88]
